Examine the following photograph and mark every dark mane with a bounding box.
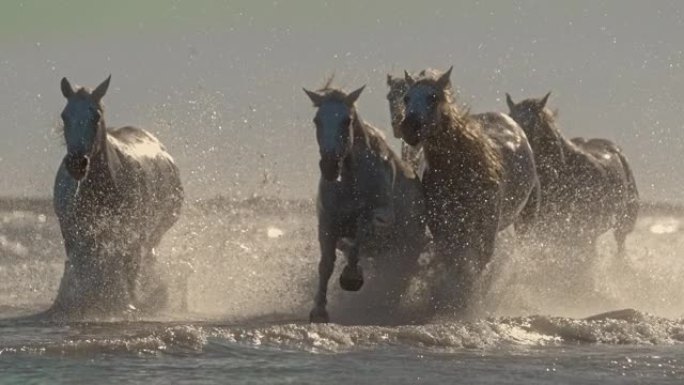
[316,83,347,103]
[539,106,563,137]
[318,73,336,92]
[354,116,415,178]
[536,105,587,156]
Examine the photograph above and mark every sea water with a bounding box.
[1,198,683,384]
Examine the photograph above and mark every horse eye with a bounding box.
[313,117,321,126]
[403,95,410,104]
[342,117,351,127]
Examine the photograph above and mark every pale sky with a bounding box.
[0,1,682,202]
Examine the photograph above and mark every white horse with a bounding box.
[50,76,183,318]
[304,84,427,323]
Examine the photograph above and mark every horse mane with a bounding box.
[538,106,562,137]
[535,104,581,154]
[412,71,502,182]
[353,116,415,178]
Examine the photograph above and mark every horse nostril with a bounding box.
[404,113,420,125]
[65,154,90,180]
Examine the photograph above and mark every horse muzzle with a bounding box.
[65,154,90,180]
[399,114,423,146]
[319,155,341,181]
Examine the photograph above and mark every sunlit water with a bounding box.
[1,198,684,384]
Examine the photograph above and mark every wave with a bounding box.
[1,309,684,357]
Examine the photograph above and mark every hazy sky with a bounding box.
[0,1,682,202]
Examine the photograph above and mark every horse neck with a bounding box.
[84,120,118,190]
[425,106,476,168]
[532,117,573,173]
[340,111,368,178]
[424,104,501,184]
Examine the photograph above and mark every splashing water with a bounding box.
[1,197,684,383]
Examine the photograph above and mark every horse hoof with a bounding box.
[339,265,364,292]
[309,307,330,323]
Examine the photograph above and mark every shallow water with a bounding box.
[1,198,684,384]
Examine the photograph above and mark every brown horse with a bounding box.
[506,92,639,256]
[399,67,539,310]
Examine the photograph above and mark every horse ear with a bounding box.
[386,74,393,86]
[345,85,365,106]
[61,77,75,98]
[404,70,415,86]
[92,75,111,102]
[506,93,515,111]
[303,88,324,107]
[539,91,551,108]
[436,66,453,89]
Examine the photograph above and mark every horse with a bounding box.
[399,67,539,310]
[50,75,183,318]
[505,92,639,257]
[303,83,427,323]
[386,74,426,178]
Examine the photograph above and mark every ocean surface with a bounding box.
[1,197,684,384]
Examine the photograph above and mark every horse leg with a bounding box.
[310,231,338,323]
[514,181,540,238]
[340,213,375,292]
[124,247,142,309]
[454,206,499,313]
[614,231,627,259]
[614,150,639,259]
[614,200,638,259]
[136,246,169,313]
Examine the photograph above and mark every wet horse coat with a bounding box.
[51,76,183,318]
[506,93,639,256]
[304,85,427,323]
[399,68,539,309]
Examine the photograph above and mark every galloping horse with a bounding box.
[506,92,639,256]
[399,67,539,309]
[304,84,427,323]
[51,76,183,318]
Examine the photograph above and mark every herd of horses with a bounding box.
[43,67,639,323]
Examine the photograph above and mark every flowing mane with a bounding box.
[412,71,502,183]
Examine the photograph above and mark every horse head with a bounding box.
[506,92,564,153]
[506,92,567,177]
[505,92,554,139]
[303,85,365,181]
[399,66,453,146]
[60,75,111,180]
[386,74,411,139]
